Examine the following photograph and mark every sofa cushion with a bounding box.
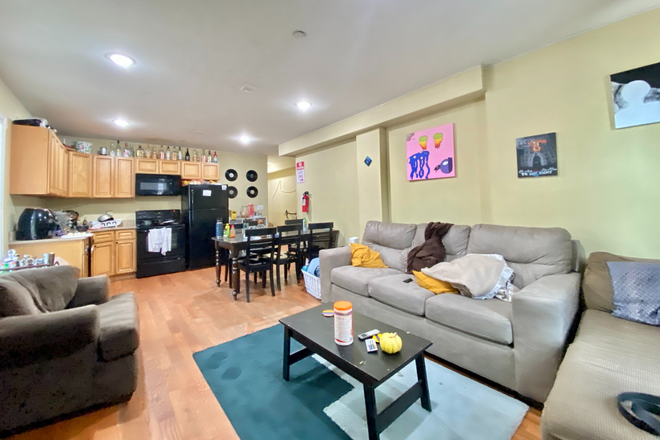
[425,294,513,345]
[98,292,139,362]
[542,310,660,440]
[331,266,402,297]
[0,278,42,317]
[413,224,471,261]
[583,252,660,314]
[467,224,572,288]
[5,265,79,312]
[363,221,417,272]
[368,274,436,316]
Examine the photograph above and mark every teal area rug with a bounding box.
[193,325,528,440]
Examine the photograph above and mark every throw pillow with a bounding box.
[412,271,458,295]
[607,262,660,326]
[350,243,388,269]
[0,278,42,317]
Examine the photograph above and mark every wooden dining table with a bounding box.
[212,228,339,300]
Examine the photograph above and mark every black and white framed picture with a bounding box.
[610,62,660,129]
[516,132,557,178]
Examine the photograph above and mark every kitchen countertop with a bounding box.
[89,220,136,232]
[8,233,93,246]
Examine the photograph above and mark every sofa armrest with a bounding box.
[68,275,110,308]
[320,247,352,302]
[0,305,100,369]
[512,273,581,401]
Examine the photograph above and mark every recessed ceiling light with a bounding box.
[114,119,129,127]
[106,53,135,67]
[239,135,251,144]
[292,30,307,39]
[296,101,312,111]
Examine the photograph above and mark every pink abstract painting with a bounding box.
[406,123,455,181]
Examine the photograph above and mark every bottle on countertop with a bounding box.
[223,223,230,238]
[115,140,121,154]
[230,224,236,239]
[110,148,116,157]
[192,149,198,162]
[136,144,144,158]
[213,151,218,163]
[159,146,165,160]
[185,148,190,161]
[165,146,171,160]
[124,144,132,157]
[145,144,151,158]
[215,219,223,238]
[151,146,157,159]
[201,150,206,162]
[177,146,183,161]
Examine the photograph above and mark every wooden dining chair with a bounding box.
[308,222,335,261]
[275,224,303,290]
[284,219,304,226]
[237,227,277,303]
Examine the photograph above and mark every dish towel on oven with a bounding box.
[148,228,172,255]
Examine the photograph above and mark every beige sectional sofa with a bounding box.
[542,252,660,439]
[320,221,581,402]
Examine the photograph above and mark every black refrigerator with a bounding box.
[182,184,229,270]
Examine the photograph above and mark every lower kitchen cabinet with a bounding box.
[91,229,136,276]
[8,237,90,277]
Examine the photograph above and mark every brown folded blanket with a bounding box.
[407,222,453,273]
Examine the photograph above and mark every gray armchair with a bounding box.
[0,266,139,435]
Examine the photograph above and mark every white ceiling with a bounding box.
[1,0,658,156]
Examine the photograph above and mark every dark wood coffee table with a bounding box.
[280,304,432,440]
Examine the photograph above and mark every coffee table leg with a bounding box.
[364,385,379,440]
[415,355,432,412]
[283,326,291,381]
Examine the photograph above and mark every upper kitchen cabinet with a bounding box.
[202,163,220,180]
[136,158,158,174]
[159,160,181,175]
[68,151,93,198]
[115,157,135,198]
[93,156,135,198]
[181,162,201,179]
[10,125,69,196]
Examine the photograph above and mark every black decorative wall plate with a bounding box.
[225,169,238,181]
[246,170,258,182]
[227,186,238,198]
[246,186,258,198]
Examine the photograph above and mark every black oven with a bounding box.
[135,174,182,196]
[135,210,187,278]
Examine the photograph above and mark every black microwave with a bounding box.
[135,174,182,196]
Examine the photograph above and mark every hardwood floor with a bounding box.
[8,267,541,440]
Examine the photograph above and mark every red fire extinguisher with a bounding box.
[301,191,310,213]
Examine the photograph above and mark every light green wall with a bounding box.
[356,128,390,237]
[267,168,297,227]
[484,8,660,258]
[287,8,660,259]
[388,98,487,226]
[296,141,360,246]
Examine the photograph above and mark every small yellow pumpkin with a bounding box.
[380,332,403,354]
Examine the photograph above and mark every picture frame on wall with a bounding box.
[516,132,557,178]
[406,123,455,181]
[610,62,660,129]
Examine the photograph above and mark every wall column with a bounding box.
[356,128,390,239]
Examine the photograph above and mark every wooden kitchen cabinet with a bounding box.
[91,229,136,276]
[10,125,69,196]
[92,156,114,198]
[68,152,93,197]
[202,163,220,180]
[91,241,114,276]
[9,237,91,277]
[92,156,134,198]
[181,162,202,179]
[159,160,181,175]
[136,158,158,174]
[115,157,135,198]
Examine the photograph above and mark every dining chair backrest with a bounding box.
[276,224,302,259]
[285,219,304,226]
[245,227,277,261]
[308,222,335,256]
